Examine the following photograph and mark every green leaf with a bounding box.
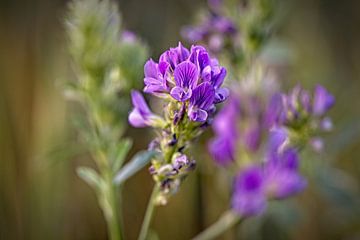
[111,138,133,172]
[77,166,103,190]
[113,150,158,185]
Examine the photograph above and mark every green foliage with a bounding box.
[66,0,121,77]
[114,150,159,185]
[64,0,149,239]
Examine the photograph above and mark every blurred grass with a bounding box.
[1,0,360,239]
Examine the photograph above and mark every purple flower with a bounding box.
[121,30,137,43]
[313,85,335,116]
[264,147,307,199]
[208,97,239,165]
[232,143,306,216]
[208,136,235,166]
[188,82,215,122]
[182,11,237,53]
[143,59,169,96]
[264,129,307,199]
[141,42,228,123]
[128,90,163,127]
[232,166,267,216]
[170,61,199,101]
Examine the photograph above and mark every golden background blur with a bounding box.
[1,0,360,239]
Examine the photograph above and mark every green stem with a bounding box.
[138,184,160,240]
[105,173,122,240]
[192,210,242,240]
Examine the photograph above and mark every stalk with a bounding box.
[192,210,242,240]
[99,170,122,240]
[138,184,160,240]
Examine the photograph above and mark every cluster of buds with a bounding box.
[129,42,228,204]
[208,67,335,216]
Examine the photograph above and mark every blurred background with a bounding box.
[1,0,360,239]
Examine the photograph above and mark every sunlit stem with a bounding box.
[138,184,160,240]
[103,170,122,240]
[192,210,242,240]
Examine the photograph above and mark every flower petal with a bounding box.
[190,82,215,110]
[214,87,229,103]
[174,61,199,89]
[128,109,147,127]
[144,59,158,78]
[188,107,208,122]
[131,90,151,115]
[212,67,227,89]
[170,86,192,102]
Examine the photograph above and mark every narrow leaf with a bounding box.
[113,150,158,185]
[77,166,103,190]
[111,138,133,172]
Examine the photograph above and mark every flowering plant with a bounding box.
[127,42,229,239]
[62,0,341,239]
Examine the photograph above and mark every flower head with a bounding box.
[182,11,237,53]
[142,42,228,123]
[129,43,228,204]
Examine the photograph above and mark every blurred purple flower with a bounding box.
[208,96,239,165]
[121,30,137,43]
[208,137,236,166]
[232,166,267,216]
[313,85,335,116]
[182,11,237,53]
[264,147,307,199]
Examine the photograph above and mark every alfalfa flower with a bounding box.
[129,42,228,204]
[232,129,306,217]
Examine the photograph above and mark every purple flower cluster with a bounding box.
[232,129,306,216]
[182,10,237,53]
[269,85,335,129]
[132,42,228,124]
[267,84,335,151]
[208,83,334,216]
[232,128,307,216]
[209,89,270,166]
[128,43,228,204]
